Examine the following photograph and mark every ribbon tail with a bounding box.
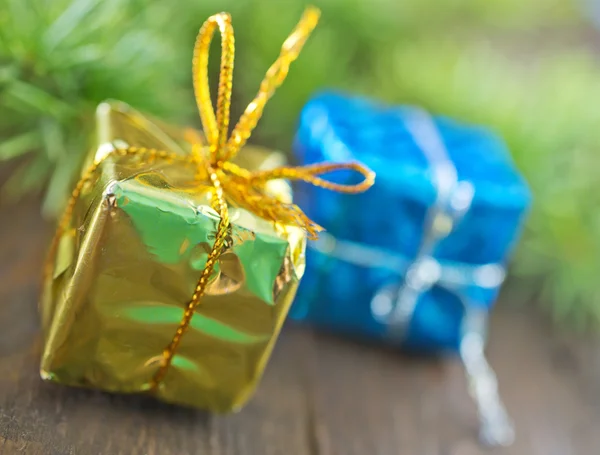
[224,7,321,161]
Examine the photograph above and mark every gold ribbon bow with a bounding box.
[188,7,373,241]
[46,7,374,389]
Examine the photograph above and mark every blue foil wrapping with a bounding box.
[291,92,530,352]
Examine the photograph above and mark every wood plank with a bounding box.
[210,327,316,455]
[304,307,600,455]
[305,332,427,455]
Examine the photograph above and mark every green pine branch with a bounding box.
[0,0,191,214]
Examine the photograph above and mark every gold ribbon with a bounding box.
[45,7,375,390]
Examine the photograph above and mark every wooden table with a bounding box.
[1,199,599,455]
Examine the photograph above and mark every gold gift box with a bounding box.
[40,101,306,411]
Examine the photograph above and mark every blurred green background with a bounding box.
[1,0,600,327]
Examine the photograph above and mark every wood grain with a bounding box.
[0,199,599,455]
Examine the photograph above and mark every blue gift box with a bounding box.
[291,92,531,446]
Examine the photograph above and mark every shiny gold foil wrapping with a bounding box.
[40,101,306,412]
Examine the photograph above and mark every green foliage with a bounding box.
[0,0,190,213]
[0,0,599,327]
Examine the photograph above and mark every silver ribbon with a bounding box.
[309,108,514,446]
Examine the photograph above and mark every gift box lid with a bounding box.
[296,91,531,210]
